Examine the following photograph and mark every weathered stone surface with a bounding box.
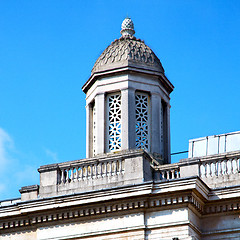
[92,36,164,75]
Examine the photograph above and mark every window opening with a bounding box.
[135,92,150,151]
[107,93,122,152]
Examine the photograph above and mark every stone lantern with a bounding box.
[82,18,174,163]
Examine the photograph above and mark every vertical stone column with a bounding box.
[161,99,171,163]
[160,99,164,158]
[95,93,105,155]
[121,88,136,150]
[86,104,90,158]
[151,92,161,155]
[166,103,171,163]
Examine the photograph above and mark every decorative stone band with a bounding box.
[204,200,240,214]
[0,193,199,231]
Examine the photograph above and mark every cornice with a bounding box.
[38,149,150,173]
[82,66,173,94]
[1,177,240,232]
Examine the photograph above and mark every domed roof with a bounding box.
[91,18,164,75]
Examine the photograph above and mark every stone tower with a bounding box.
[82,18,174,163]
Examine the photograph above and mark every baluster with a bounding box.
[86,165,89,178]
[204,163,207,177]
[106,162,109,176]
[105,162,108,176]
[101,163,104,176]
[94,163,97,178]
[66,168,69,183]
[83,166,86,178]
[61,169,64,184]
[203,163,206,177]
[202,163,206,177]
[219,161,223,176]
[114,161,117,175]
[225,159,228,175]
[91,165,93,178]
[81,166,84,179]
[171,170,175,179]
[215,161,218,177]
[166,171,170,180]
[70,168,74,182]
[208,162,212,177]
[177,169,180,178]
[234,159,238,174]
[211,162,214,177]
[110,161,113,176]
[75,167,79,181]
[222,160,226,175]
[119,160,122,174]
[230,159,234,174]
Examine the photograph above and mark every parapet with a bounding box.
[188,131,240,158]
[38,149,153,198]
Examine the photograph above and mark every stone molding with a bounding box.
[19,185,39,194]
[2,178,240,233]
[82,66,173,95]
[0,192,196,232]
[38,149,150,172]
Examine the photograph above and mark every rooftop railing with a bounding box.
[154,151,240,188]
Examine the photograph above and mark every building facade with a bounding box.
[1,18,240,240]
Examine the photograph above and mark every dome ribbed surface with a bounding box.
[91,36,164,75]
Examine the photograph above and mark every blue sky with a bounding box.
[0,0,240,200]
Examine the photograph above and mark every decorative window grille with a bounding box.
[107,93,122,152]
[135,92,150,151]
[92,104,96,156]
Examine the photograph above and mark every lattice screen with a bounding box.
[92,103,96,156]
[135,92,150,150]
[107,93,122,152]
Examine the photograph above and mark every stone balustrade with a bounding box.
[59,158,124,184]
[20,150,240,201]
[38,150,152,198]
[154,163,180,180]
[199,157,240,178]
[154,151,240,188]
